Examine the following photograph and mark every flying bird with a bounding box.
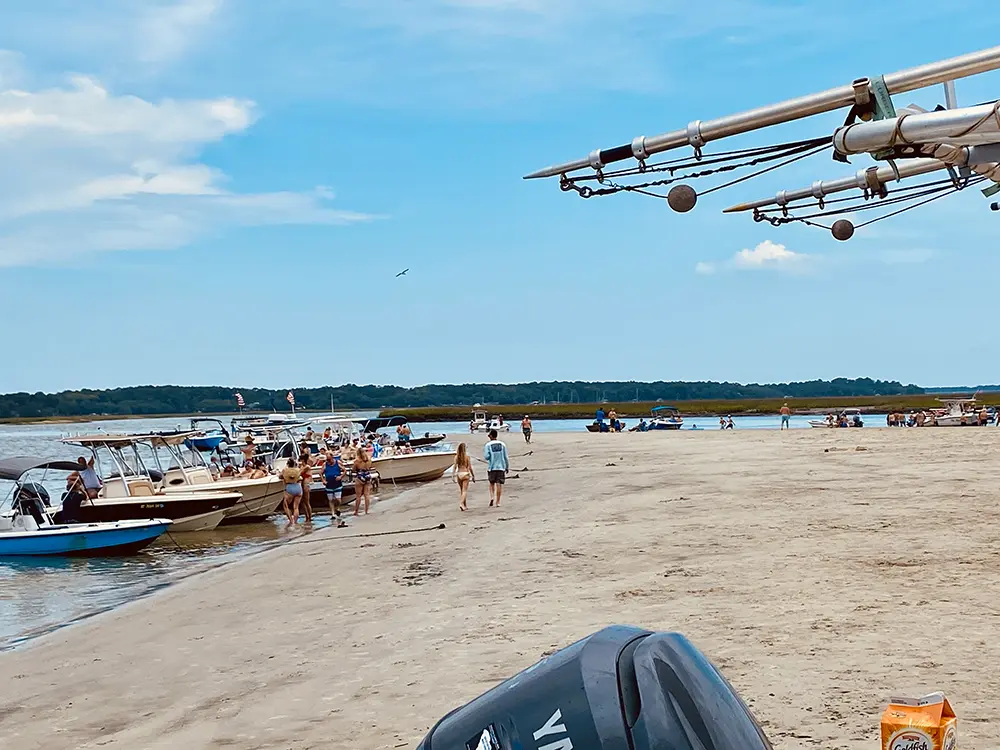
[396,269,409,277]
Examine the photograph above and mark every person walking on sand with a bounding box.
[353,446,375,516]
[521,415,532,443]
[280,458,303,526]
[780,403,791,430]
[483,429,509,507]
[453,443,476,511]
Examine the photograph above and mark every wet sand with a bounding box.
[2,428,1000,749]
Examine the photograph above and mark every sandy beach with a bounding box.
[2,427,1000,749]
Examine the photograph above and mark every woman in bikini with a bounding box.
[453,442,475,511]
[353,446,374,516]
[299,452,313,525]
[280,458,303,526]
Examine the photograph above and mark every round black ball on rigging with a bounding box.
[667,184,697,213]
[831,219,855,241]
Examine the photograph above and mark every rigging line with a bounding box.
[586,141,831,197]
[574,136,833,182]
[783,175,967,210]
[855,186,964,228]
[699,142,833,196]
[761,175,986,222]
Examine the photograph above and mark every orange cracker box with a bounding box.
[881,692,957,750]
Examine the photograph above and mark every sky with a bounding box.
[2,0,1000,393]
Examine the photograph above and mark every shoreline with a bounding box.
[3,430,1000,749]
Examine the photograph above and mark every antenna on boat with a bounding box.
[525,45,1000,235]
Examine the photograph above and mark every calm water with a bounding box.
[0,410,885,649]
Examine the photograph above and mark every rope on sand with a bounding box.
[288,522,447,546]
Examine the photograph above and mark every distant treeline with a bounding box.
[0,378,923,420]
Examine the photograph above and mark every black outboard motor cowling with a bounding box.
[416,625,772,750]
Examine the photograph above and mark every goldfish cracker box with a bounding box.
[881,692,957,750]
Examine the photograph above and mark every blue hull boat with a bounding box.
[185,434,226,452]
[0,519,171,557]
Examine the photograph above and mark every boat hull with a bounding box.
[0,519,170,557]
[63,494,240,532]
[406,435,446,449]
[163,476,285,523]
[648,423,682,430]
[373,452,457,483]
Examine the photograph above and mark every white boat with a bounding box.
[372,450,458,483]
[137,432,286,523]
[808,408,864,428]
[59,434,244,532]
[933,398,983,426]
[469,410,511,433]
[648,406,684,430]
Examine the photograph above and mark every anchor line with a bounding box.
[560,136,832,199]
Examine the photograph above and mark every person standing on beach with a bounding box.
[323,450,346,524]
[453,443,475,511]
[280,458,303,526]
[521,415,532,444]
[353,447,374,515]
[483,429,509,507]
[299,452,314,525]
[780,403,791,430]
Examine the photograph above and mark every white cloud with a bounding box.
[0,73,372,266]
[732,240,806,269]
[695,240,811,275]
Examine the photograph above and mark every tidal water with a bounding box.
[0,410,883,649]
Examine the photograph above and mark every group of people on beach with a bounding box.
[451,429,510,511]
[277,443,375,528]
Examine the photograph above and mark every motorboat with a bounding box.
[933,398,984,426]
[59,435,243,531]
[184,418,231,452]
[469,410,511,433]
[0,457,170,556]
[132,432,285,523]
[808,408,864,428]
[648,406,684,430]
[371,449,457,483]
[357,416,446,449]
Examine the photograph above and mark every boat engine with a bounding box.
[415,625,772,750]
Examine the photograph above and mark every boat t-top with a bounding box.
[0,456,170,556]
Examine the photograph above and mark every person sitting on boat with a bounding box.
[208,455,221,480]
[397,423,412,444]
[54,473,88,524]
[323,426,333,442]
[75,455,102,499]
[305,428,315,442]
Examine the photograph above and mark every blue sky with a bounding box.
[2,0,1000,393]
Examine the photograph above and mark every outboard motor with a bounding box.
[416,625,772,750]
[13,482,50,527]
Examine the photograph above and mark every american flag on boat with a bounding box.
[235,392,245,407]
[286,391,295,407]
